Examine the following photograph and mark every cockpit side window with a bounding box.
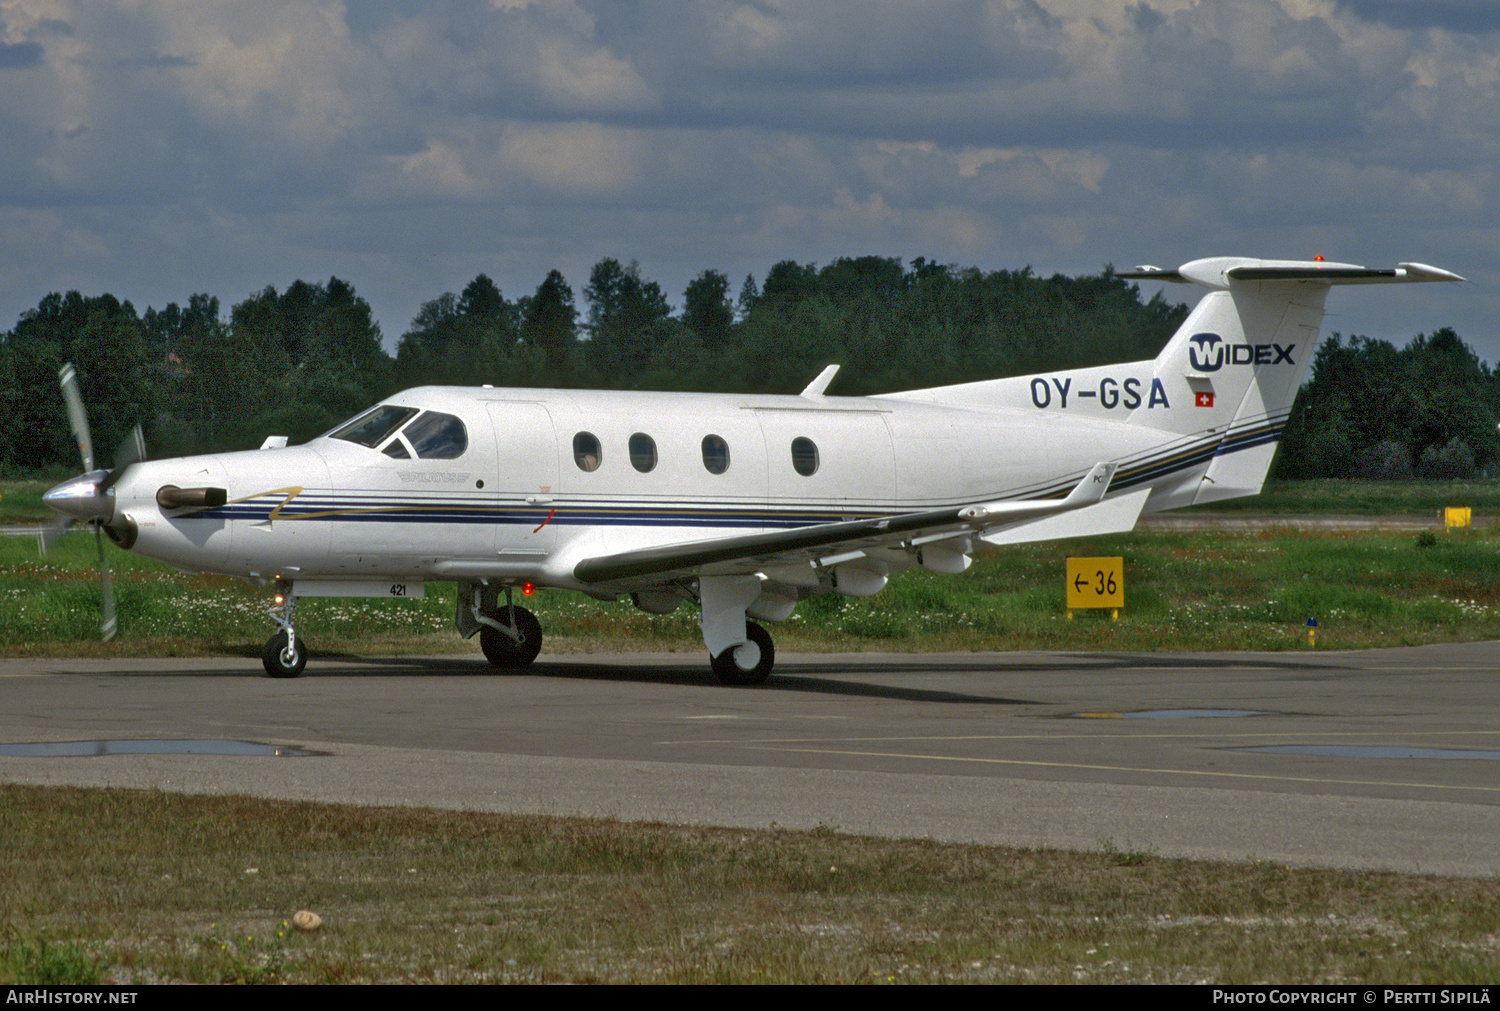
[402,411,468,459]
[329,405,419,448]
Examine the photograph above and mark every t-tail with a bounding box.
[893,256,1463,511]
[1114,257,1462,505]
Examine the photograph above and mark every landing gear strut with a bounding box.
[263,589,306,678]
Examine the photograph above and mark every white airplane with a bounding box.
[42,256,1462,682]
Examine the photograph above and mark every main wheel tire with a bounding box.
[263,630,307,678]
[479,606,543,669]
[710,621,774,686]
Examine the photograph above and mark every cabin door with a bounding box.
[486,400,560,557]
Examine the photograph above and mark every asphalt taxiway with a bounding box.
[1,644,1496,877]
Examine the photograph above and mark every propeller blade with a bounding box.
[96,526,116,642]
[53,364,128,641]
[115,424,145,468]
[58,363,94,473]
[37,516,74,557]
[97,424,146,492]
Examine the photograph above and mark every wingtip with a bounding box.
[1397,262,1466,283]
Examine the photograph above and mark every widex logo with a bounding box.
[1188,333,1295,372]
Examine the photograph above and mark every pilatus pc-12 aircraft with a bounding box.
[42,256,1461,683]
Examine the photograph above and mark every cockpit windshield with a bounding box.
[329,405,419,448]
[329,404,468,460]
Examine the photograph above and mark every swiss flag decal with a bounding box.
[1195,391,1214,407]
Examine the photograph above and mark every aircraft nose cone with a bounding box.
[42,471,114,524]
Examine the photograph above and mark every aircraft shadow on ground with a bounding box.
[109,647,1343,705]
[218,652,1049,704]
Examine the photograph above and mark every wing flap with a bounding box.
[979,488,1149,546]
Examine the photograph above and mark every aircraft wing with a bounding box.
[572,462,1123,591]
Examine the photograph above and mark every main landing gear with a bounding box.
[709,621,774,686]
[699,574,777,686]
[479,604,542,669]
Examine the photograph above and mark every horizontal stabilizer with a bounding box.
[1119,257,1465,290]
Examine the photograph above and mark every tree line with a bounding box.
[0,255,1491,480]
[1276,328,1500,480]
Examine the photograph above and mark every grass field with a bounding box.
[2,786,1496,985]
[1182,478,1500,515]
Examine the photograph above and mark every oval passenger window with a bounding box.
[574,432,602,472]
[701,434,729,475]
[629,433,657,473]
[791,437,819,476]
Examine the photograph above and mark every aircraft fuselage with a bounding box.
[108,385,1170,591]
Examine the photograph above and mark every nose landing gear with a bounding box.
[479,605,542,668]
[263,588,306,678]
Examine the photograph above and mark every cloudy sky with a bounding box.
[2,0,1496,367]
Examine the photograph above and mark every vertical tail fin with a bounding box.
[1118,257,1464,503]
[886,256,1461,507]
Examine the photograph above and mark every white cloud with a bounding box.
[528,34,656,112]
[498,121,647,195]
[0,0,1493,359]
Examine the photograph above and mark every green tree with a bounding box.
[736,274,759,321]
[582,259,672,382]
[397,275,520,389]
[681,270,733,349]
[2,292,152,471]
[520,269,578,376]
[1275,328,1499,479]
[228,278,391,445]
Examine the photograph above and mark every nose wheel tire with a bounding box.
[480,606,543,669]
[710,621,774,686]
[263,630,307,678]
